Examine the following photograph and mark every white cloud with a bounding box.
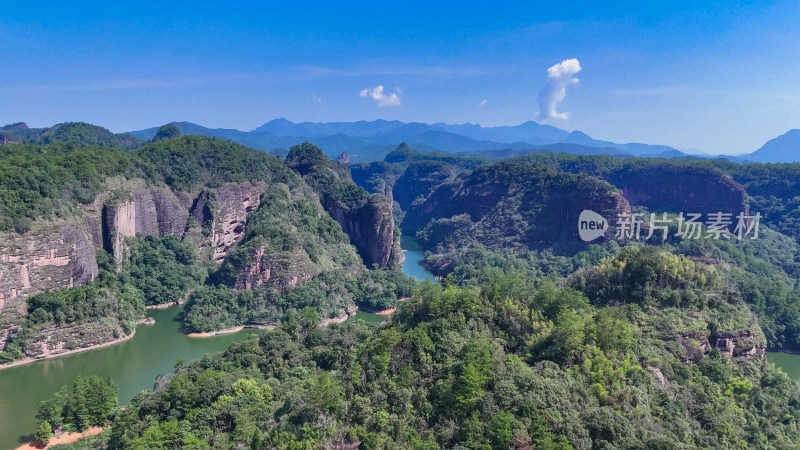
[312,94,322,104]
[479,99,487,106]
[537,58,581,121]
[359,85,401,107]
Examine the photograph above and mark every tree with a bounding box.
[34,421,53,446]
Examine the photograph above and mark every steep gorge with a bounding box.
[286,142,404,269]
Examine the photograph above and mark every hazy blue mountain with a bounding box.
[128,119,690,161]
[743,129,800,163]
[457,143,630,159]
[432,120,570,144]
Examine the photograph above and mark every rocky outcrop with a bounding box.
[206,182,267,263]
[286,143,403,269]
[232,246,316,292]
[0,220,98,313]
[605,165,749,220]
[103,185,187,265]
[392,160,457,210]
[713,332,766,362]
[678,330,766,364]
[405,162,630,251]
[326,196,400,268]
[1,179,269,309]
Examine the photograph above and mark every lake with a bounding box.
[0,236,432,449]
[767,352,800,382]
[0,306,260,449]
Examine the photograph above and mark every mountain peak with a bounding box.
[1,122,29,131]
[746,129,800,163]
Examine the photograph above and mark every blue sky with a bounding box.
[1,1,798,154]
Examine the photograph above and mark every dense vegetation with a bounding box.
[187,177,412,332]
[9,131,800,448]
[35,375,119,445]
[152,123,181,142]
[0,122,142,149]
[38,246,800,449]
[0,142,134,232]
[286,142,387,222]
[117,235,207,306]
[286,142,401,269]
[0,281,145,364]
[0,135,292,232]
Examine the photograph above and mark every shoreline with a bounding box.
[358,297,409,316]
[146,300,184,310]
[0,329,137,371]
[359,306,396,316]
[16,426,105,450]
[0,299,404,369]
[186,323,275,338]
[187,306,363,337]
[767,348,800,356]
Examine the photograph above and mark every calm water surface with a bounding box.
[0,237,433,449]
[0,306,259,449]
[767,352,800,382]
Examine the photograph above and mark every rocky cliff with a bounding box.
[0,179,269,318]
[405,161,630,251]
[286,143,404,269]
[0,220,98,315]
[325,195,398,268]
[392,160,457,210]
[102,181,188,266]
[605,164,749,219]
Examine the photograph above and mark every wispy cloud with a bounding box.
[536,58,581,121]
[479,99,487,106]
[359,85,401,107]
[311,94,322,104]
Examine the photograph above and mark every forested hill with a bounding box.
[351,146,800,354]
[41,246,800,449]
[0,122,142,149]
[286,143,403,269]
[0,136,410,365]
[6,131,800,449]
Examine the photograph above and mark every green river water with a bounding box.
[0,238,433,449]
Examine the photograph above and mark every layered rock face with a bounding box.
[679,329,766,364]
[207,183,267,262]
[604,165,749,218]
[325,195,398,268]
[0,221,98,313]
[232,247,316,292]
[103,185,188,265]
[405,162,631,250]
[0,180,269,313]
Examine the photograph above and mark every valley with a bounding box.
[0,236,426,450]
[1,126,800,448]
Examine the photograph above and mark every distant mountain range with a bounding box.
[2,119,797,163]
[127,119,690,162]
